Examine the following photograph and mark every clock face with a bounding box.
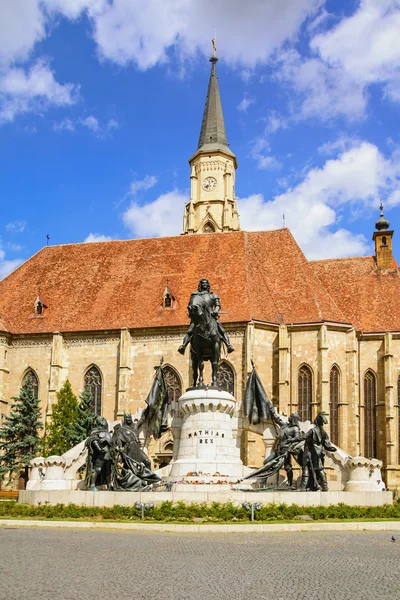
[202,176,217,192]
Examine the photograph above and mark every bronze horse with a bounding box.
[188,294,221,387]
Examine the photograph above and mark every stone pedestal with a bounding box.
[344,457,385,492]
[26,457,46,491]
[168,389,244,480]
[40,456,68,491]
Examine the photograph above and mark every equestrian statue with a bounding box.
[178,278,234,387]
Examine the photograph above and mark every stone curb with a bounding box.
[1,519,400,533]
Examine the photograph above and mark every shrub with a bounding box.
[1,500,400,522]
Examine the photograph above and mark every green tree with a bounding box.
[44,380,79,456]
[0,377,43,485]
[67,388,97,446]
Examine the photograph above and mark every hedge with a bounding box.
[0,501,400,522]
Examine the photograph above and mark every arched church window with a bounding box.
[203,222,215,234]
[217,360,234,396]
[163,366,182,403]
[23,369,39,400]
[381,236,387,247]
[298,365,312,422]
[84,366,102,416]
[364,370,377,458]
[329,365,340,446]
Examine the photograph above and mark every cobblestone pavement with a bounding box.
[1,528,399,600]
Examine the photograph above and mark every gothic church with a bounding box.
[1,53,400,489]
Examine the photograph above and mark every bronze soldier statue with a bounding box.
[85,416,113,491]
[299,412,336,492]
[242,410,304,486]
[178,278,234,355]
[112,413,151,469]
[267,410,303,487]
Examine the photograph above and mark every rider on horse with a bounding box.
[178,278,234,355]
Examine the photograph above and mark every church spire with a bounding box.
[182,43,240,236]
[196,42,235,159]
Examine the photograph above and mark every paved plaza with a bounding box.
[0,528,399,600]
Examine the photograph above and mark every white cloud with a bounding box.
[236,95,255,113]
[0,3,79,124]
[128,175,158,196]
[0,0,45,68]
[5,221,27,233]
[123,189,187,238]
[0,245,23,280]
[81,115,99,132]
[4,0,319,72]
[53,115,118,136]
[53,118,75,132]
[276,49,366,122]
[312,0,400,98]
[318,136,362,156]
[89,0,322,69]
[250,138,281,170]
[239,141,400,259]
[84,233,114,243]
[41,0,103,21]
[265,111,288,134]
[0,60,78,123]
[80,115,119,137]
[276,1,400,121]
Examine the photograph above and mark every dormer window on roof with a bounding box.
[33,295,47,317]
[35,296,43,315]
[164,293,172,308]
[162,285,175,309]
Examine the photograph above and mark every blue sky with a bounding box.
[1,0,400,278]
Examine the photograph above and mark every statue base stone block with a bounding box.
[168,388,245,480]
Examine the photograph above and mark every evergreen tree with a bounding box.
[67,387,97,446]
[0,377,43,485]
[44,380,79,456]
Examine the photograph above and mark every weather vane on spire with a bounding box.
[212,33,217,58]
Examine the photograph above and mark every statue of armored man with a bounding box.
[178,278,234,388]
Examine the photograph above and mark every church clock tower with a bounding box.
[182,45,240,235]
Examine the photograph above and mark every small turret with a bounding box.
[373,201,393,268]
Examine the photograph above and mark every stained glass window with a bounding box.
[84,366,102,416]
[23,369,39,400]
[330,365,340,446]
[298,365,312,422]
[217,360,234,395]
[364,370,376,458]
[163,366,182,402]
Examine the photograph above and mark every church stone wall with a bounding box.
[2,326,400,489]
[5,338,53,422]
[290,328,319,418]
[63,336,120,422]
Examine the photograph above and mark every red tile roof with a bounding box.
[311,256,400,332]
[0,229,351,335]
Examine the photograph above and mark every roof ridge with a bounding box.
[310,255,373,264]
